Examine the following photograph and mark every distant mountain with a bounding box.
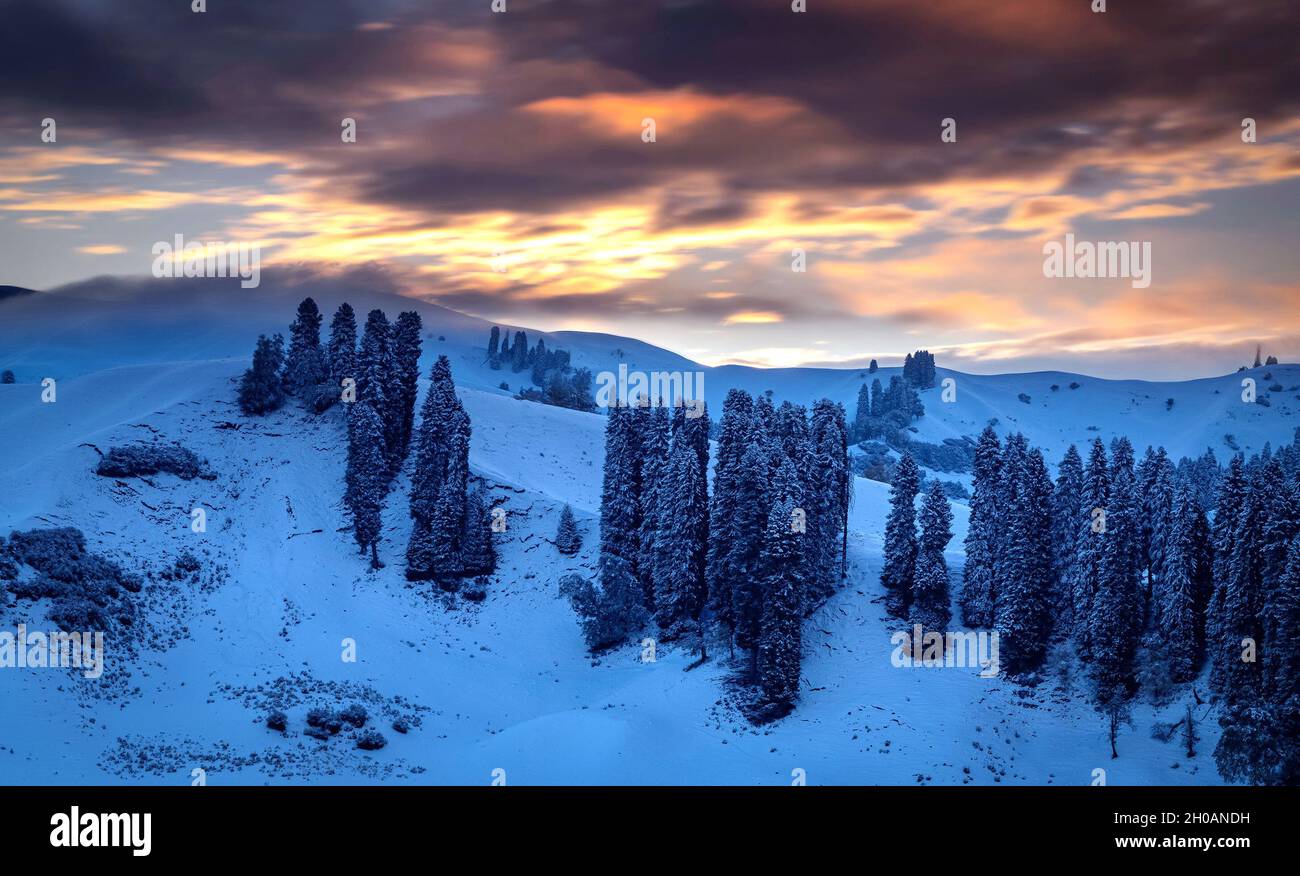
[0,285,37,302]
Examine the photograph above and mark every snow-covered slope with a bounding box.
[1,279,1285,785]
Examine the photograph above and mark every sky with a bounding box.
[0,0,1298,379]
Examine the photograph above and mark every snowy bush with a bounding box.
[560,559,647,652]
[356,729,387,751]
[391,717,410,734]
[305,707,343,734]
[96,443,214,480]
[339,704,368,728]
[266,710,288,732]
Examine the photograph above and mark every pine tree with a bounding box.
[757,496,804,709]
[1090,464,1142,712]
[653,435,708,633]
[1072,438,1110,657]
[344,401,387,568]
[238,333,286,415]
[910,481,952,631]
[511,330,528,372]
[327,302,357,390]
[1207,457,1246,697]
[1160,485,1205,682]
[392,311,423,459]
[852,383,871,443]
[406,356,471,582]
[961,423,998,623]
[707,389,754,647]
[487,326,501,366]
[283,297,327,396]
[598,403,643,576]
[634,404,669,609]
[810,400,850,599]
[996,447,1055,675]
[556,504,582,555]
[1050,444,1084,638]
[356,310,396,464]
[1217,472,1267,705]
[459,486,497,578]
[881,453,920,619]
[960,426,1001,627]
[731,442,772,656]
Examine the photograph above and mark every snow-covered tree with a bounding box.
[344,401,387,568]
[405,356,472,582]
[881,452,920,619]
[1050,444,1084,637]
[1159,485,1206,681]
[1072,438,1110,657]
[757,496,804,709]
[327,302,357,390]
[238,333,286,415]
[910,481,953,631]
[556,505,582,556]
[996,446,1055,676]
[283,297,327,396]
[653,434,709,633]
[960,426,1001,627]
[707,389,754,644]
[392,311,423,459]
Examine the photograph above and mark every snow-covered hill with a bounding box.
[2,278,1290,785]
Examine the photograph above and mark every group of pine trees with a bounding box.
[881,453,958,631]
[238,298,494,582]
[570,388,850,716]
[487,327,595,411]
[932,423,1300,779]
[850,375,925,442]
[901,350,937,388]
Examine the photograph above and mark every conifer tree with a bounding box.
[1160,485,1204,681]
[511,330,528,372]
[1050,444,1084,637]
[996,447,1055,675]
[1072,438,1110,657]
[459,486,497,578]
[881,453,920,619]
[852,383,871,443]
[392,311,423,459]
[636,403,670,609]
[731,442,772,656]
[238,333,286,415]
[556,504,582,556]
[810,400,851,597]
[1090,465,1142,715]
[487,326,501,366]
[911,481,953,631]
[757,495,804,709]
[598,403,643,577]
[707,390,754,647]
[327,302,357,390]
[653,434,709,633]
[406,357,471,582]
[283,297,326,396]
[960,426,1001,627]
[344,401,387,568]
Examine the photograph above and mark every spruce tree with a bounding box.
[911,481,953,631]
[731,442,772,656]
[392,311,423,459]
[996,447,1055,675]
[881,452,920,619]
[283,297,327,396]
[852,383,871,443]
[757,495,804,709]
[810,399,850,598]
[327,302,357,391]
[1090,464,1142,712]
[511,330,528,372]
[636,403,670,610]
[1217,472,1266,705]
[960,426,1001,627]
[344,401,387,568]
[459,486,497,578]
[598,403,643,576]
[1073,438,1110,657]
[487,326,501,365]
[707,389,754,647]
[238,333,286,415]
[556,504,582,555]
[1050,444,1084,637]
[357,310,396,466]
[406,357,471,582]
[653,434,708,633]
[1160,485,1204,681]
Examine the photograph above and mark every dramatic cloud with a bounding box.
[0,0,1297,376]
